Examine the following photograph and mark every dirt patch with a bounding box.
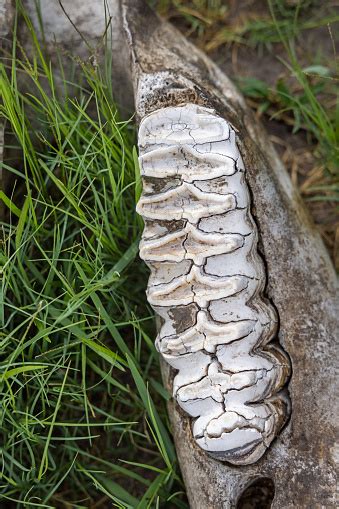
[156,0,339,268]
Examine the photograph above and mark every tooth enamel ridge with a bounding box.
[137,103,291,465]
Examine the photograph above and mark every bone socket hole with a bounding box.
[236,477,275,509]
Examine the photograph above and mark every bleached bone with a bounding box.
[137,104,290,465]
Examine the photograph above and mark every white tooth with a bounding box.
[137,104,290,465]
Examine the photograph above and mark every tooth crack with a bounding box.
[137,103,291,465]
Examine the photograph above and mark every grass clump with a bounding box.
[237,2,339,264]
[152,0,339,51]
[0,8,186,509]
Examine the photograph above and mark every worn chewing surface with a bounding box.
[137,104,291,465]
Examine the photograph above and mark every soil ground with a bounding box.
[156,0,339,268]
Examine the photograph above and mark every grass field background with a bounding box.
[1,1,338,507]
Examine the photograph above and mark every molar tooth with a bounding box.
[140,144,236,180]
[206,411,244,436]
[137,104,291,465]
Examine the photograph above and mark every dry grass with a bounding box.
[152,0,339,268]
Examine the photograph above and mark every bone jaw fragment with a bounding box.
[136,103,291,465]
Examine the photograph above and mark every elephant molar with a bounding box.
[137,103,291,465]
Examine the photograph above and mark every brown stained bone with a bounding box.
[8,0,339,506]
[121,1,338,507]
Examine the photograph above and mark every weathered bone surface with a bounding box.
[122,1,338,506]
[11,0,339,506]
[137,103,290,464]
